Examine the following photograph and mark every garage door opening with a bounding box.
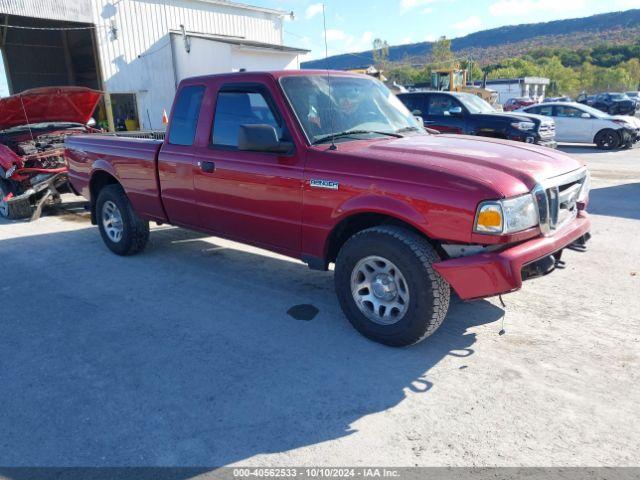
[0,48,8,96]
[0,14,101,94]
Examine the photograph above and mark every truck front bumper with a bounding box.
[433,213,591,300]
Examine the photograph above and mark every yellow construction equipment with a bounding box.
[431,66,501,110]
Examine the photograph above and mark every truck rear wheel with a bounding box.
[0,180,32,220]
[96,184,149,255]
[334,225,450,347]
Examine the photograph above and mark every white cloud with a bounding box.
[324,29,348,41]
[399,0,437,14]
[421,7,433,14]
[453,15,482,33]
[305,3,324,19]
[613,0,640,7]
[323,30,376,55]
[488,0,586,16]
[401,37,413,44]
[425,33,437,42]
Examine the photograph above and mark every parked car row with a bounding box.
[397,91,557,148]
[396,90,639,150]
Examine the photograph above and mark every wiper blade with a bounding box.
[312,129,403,145]
[396,126,421,133]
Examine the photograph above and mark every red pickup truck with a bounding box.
[66,71,591,347]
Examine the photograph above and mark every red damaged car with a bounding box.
[0,86,101,219]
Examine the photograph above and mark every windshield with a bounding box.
[578,104,609,118]
[626,92,639,98]
[456,93,496,114]
[610,93,629,100]
[280,75,421,144]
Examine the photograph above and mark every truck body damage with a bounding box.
[0,87,102,220]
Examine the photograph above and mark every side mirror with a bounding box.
[87,117,97,126]
[449,106,463,115]
[237,124,293,153]
[581,113,591,119]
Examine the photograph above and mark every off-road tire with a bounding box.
[594,129,621,150]
[0,180,32,220]
[334,225,450,347]
[96,184,149,255]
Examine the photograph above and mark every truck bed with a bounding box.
[65,134,167,222]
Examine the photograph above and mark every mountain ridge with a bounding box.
[301,9,640,70]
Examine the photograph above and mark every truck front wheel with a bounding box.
[96,184,149,255]
[334,226,450,347]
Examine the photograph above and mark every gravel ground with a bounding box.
[0,145,638,467]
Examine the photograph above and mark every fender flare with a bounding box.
[322,194,433,260]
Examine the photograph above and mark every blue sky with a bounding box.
[263,0,640,60]
[2,0,639,96]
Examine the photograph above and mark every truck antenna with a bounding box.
[19,93,35,143]
[322,3,337,151]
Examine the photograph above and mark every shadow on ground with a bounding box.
[0,226,503,467]
[588,182,640,220]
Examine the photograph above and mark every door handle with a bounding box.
[199,161,216,173]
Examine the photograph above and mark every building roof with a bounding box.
[483,77,550,85]
[172,30,310,54]
[191,0,290,17]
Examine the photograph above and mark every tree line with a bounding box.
[375,37,640,96]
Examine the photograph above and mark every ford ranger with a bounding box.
[66,71,591,347]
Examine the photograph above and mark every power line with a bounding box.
[0,24,104,31]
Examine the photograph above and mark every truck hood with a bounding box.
[0,87,102,130]
[344,134,583,196]
[480,111,549,125]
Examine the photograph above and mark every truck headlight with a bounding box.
[511,121,536,131]
[474,194,539,234]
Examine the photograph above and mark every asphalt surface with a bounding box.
[0,144,638,467]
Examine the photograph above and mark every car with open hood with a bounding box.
[0,86,102,219]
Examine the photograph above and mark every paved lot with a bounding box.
[0,145,638,467]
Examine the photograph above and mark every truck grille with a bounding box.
[535,168,588,234]
[538,122,556,139]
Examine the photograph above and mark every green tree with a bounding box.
[372,38,390,70]
[431,36,455,68]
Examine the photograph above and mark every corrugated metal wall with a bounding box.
[0,0,93,23]
[92,0,284,82]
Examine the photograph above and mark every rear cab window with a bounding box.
[168,85,205,146]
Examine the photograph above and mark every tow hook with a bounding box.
[568,232,591,252]
[521,254,557,281]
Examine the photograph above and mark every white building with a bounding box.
[475,77,550,104]
[0,0,308,130]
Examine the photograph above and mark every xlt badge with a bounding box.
[310,179,339,190]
